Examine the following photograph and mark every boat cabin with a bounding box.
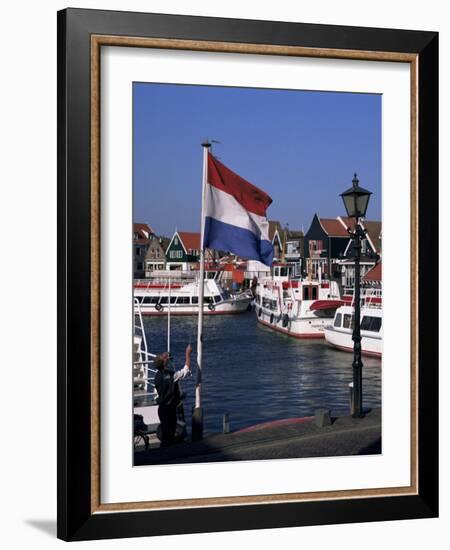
[333,307,382,334]
[272,264,294,279]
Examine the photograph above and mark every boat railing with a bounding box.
[363,287,382,308]
[342,286,382,308]
[135,274,197,286]
[134,298,158,398]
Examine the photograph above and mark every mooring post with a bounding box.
[314,408,331,427]
[192,407,203,441]
[223,413,230,434]
[348,381,355,416]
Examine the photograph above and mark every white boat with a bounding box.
[254,264,345,338]
[323,296,382,357]
[134,273,252,316]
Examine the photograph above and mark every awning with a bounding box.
[310,300,346,311]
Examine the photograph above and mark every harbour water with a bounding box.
[141,312,381,436]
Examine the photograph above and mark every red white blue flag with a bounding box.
[203,153,274,266]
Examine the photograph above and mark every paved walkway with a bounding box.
[134,408,381,465]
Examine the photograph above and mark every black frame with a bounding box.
[57,8,438,541]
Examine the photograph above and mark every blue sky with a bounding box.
[133,83,381,236]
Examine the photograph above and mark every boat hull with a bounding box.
[256,308,330,338]
[323,325,382,358]
[138,299,252,316]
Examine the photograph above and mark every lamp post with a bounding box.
[340,174,372,418]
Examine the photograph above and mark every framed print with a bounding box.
[57,8,438,541]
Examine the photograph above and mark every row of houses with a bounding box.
[133,214,382,291]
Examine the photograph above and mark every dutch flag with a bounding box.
[203,153,274,266]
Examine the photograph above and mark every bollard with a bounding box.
[192,407,203,441]
[223,413,230,434]
[348,382,355,416]
[314,408,331,427]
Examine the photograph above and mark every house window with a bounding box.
[174,237,178,245]
[136,262,143,271]
[361,239,367,254]
[135,247,141,256]
[170,250,182,259]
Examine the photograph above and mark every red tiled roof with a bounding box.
[178,232,201,252]
[319,217,381,247]
[133,222,154,239]
[363,221,382,252]
[320,217,353,237]
[363,262,382,282]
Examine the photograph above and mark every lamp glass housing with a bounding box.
[340,176,372,218]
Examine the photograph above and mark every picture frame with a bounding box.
[57,7,438,541]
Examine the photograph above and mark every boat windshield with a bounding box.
[361,316,382,332]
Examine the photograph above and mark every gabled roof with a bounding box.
[268,221,282,242]
[158,236,171,251]
[362,221,382,253]
[133,222,154,240]
[178,232,201,252]
[146,234,168,250]
[320,216,381,249]
[319,217,353,237]
[363,262,382,282]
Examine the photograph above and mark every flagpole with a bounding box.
[193,140,211,441]
[167,278,171,353]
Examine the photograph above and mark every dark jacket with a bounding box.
[154,368,181,407]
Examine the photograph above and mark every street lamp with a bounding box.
[340,173,372,418]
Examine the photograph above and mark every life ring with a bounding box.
[208,302,215,311]
[155,303,163,311]
[282,314,290,328]
[270,313,274,324]
[258,307,262,317]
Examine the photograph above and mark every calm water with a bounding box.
[141,312,381,436]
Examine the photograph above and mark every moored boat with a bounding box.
[323,296,382,357]
[134,272,252,316]
[254,264,345,338]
